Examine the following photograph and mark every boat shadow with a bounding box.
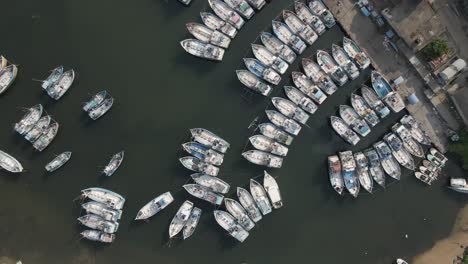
[173,52,219,75]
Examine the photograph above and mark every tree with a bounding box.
[421,38,450,60]
[449,130,468,170]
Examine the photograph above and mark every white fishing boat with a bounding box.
[343,37,370,69]
[246,0,265,10]
[242,150,283,168]
[213,210,249,242]
[384,133,415,171]
[41,65,63,89]
[32,121,59,152]
[180,156,219,176]
[77,214,119,233]
[330,116,360,146]
[169,201,194,238]
[0,150,24,173]
[83,90,108,112]
[364,148,386,188]
[0,64,18,95]
[223,0,255,19]
[182,141,224,166]
[191,173,230,193]
[371,71,405,113]
[339,105,371,137]
[448,178,468,194]
[180,39,225,61]
[134,191,174,220]
[224,198,255,231]
[328,155,344,195]
[361,85,390,118]
[237,187,262,222]
[294,1,326,35]
[260,32,297,64]
[308,0,336,28]
[190,128,230,153]
[250,179,272,215]
[200,12,237,39]
[317,50,348,86]
[374,141,401,180]
[183,184,224,205]
[258,122,294,146]
[332,44,359,80]
[243,58,281,85]
[45,151,71,172]
[102,151,124,177]
[249,134,289,157]
[47,69,74,100]
[415,171,434,185]
[284,86,318,114]
[291,71,327,104]
[271,97,309,125]
[0,55,7,70]
[350,93,379,127]
[283,10,318,45]
[183,207,202,239]
[392,123,424,158]
[24,115,51,143]
[265,110,302,136]
[339,150,359,198]
[271,20,307,54]
[81,230,115,243]
[208,0,245,29]
[251,44,288,74]
[302,58,338,95]
[14,104,43,135]
[263,171,282,209]
[354,152,373,193]
[429,148,448,165]
[88,96,114,120]
[400,115,431,145]
[186,22,231,49]
[236,69,272,96]
[82,201,122,222]
[81,187,126,210]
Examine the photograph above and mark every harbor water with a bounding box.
[0,0,466,263]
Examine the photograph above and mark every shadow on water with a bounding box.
[173,52,218,75]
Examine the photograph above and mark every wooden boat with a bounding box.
[183,207,202,239]
[263,171,283,209]
[200,12,237,38]
[284,86,318,114]
[328,155,344,195]
[191,173,230,194]
[169,201,194,238]
[45,151,72,172]
[237,187,262,222]
[134,191,174,220]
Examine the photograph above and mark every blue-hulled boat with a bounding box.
[339,150,359,198]
[371,70,392,98]
[243,58,281,85]
[182,142,224,166]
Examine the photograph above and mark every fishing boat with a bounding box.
[265,110,302,136]
[180,39,225,61]
[317,50,348,86]
[200,12,237,39]
[249,135,289,157]
[183,184,224,205]
[88,96,114,120]
[354,152,373,193]
[364,148,386,188]
[80,230,115,243]
[258,122,294,146]
[191,173,230,193]
[292,71,327,104]
[77,214,119,233]
[350,94,379,127]
[263,171,282,209]
[243,58,281,85]
[429,148,447,165]
[251,44,289,74]
[332,44,359,80]
[33,121,59,152]
[283,10,318,45]
[103,151,125,177]
[169,201,194,238]
[0,65,18,95]
[250,179,272,215]
[41,65,63,89]
[237,69,272,96]
[302,58,338,95]
[190,128,230,153]
[271,21,306,54]
[82,201,122,222]
[422,160,441,173]
[414,171,433,185]
[208,0,245,29]
[237,187,262,222]
[183,142,224,166]
[427,154,444,167]
[186,22,231,49]
[330,116,360,146]
[272,97,309,125]
[284,86,318,114]
[371,71,405,113]
[294,1,326,35]
[83,90,108,112]
[14,104,43,135]
[224,198,255,231]
[47,69,74,100]
[339,105,371,137]
[246,0,265,10]
[242,150,283,168]
[343,37,370,69]
[260,32,297,64]
[223,0,255,19]
[400,115,431,145]
[448,178,468,194]
[384,133,415,171]
[183,207,202,239]
[339,150,360,198]
[213,210,249,242]
[361,85,390,118]
[179,156,219,176]
[81,187,125,210]
[0,150,24,173]
[45,151,72,172]
[308,0,335,28]
[374,141,401,180]
[134,192,174,220]
[24,115,51,142]
[0,56,6,70]
[328,155,344,195]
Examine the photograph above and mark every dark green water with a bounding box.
[1,0,466,263]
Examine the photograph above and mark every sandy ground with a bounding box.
[413,205,468,264]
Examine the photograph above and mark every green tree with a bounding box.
[450,130,468,169]
[421,38,450,60]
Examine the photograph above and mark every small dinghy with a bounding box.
[180,39,225,61]
[250,179,272,215]
[213,210,249,242]
[83,90,108,112]
[243,58,281,85]
[81,187,126,210]
[82,201,122,222]
[24,115,52,143]
[183,207,202,239]
[103,151,125,177]
[392,123,424,158]
[330,116,360,146]
[180,156,219,176]
[265,110,302,136]
[224,198,255,231]
[249,134,289,157]
[223,0,255,19]
[251,44,289,74]
[236,69,272,96]
[88,96,114,120]
[328,155,344,195]
[339,105,371,137]
[81,230,115,243]
[354,152,373,193]
[0,150,24,173]
[448,178,468,194]
[343,37,370,69]
[260,32,297,64]
[400,115,431,145]
[33,121,59,152]
[47,69,75,100]
[237,187,262,222]
[242,150,283,168]
[364,148,386,188]
[308,0,336,28]
[45,151,72,172]
[134,191,174,220]
[258,122,294,146]
[208,0,245,30]
[350,93,379,127]
[283,10,318,45]
[190,128,230,153]
[292,71,327,104]
[284,86,318,114]
[361,85,390,118]
[263,171,283,209]
[272,20,307,54]
[332,44,359,80]
[14,104,43,135]
[339,150,360,198]
[186,22,231,49]
[78,214,119,233]
[246,0,265,10]
[200,12,237,39]
[384,133,415,171]
[317,50,348,86]
[41,65,63,90]
[302,58,338,95]
[272,97,309,125]
[0,64,18,95]
[169,200,194,238]
[183,141,224,166]
[294,1,326,35]
[183,184,224,205]
[191,173,230,194]
[374,141,401,180]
